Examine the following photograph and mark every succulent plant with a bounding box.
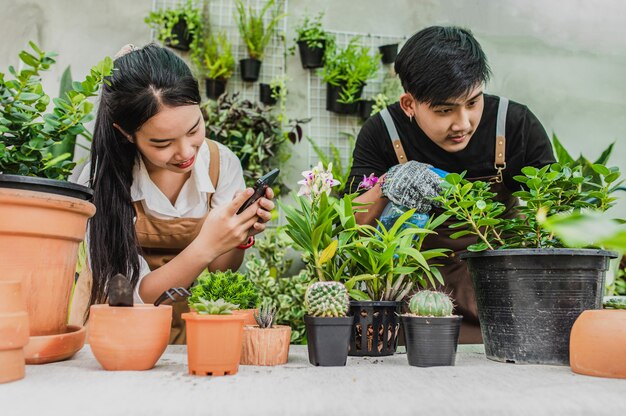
[603,297,626,310]
[305,281,349,318]
[190,298,239,315]
[254,302,277,328]
[408,290,454,317]
[189,269,260,309]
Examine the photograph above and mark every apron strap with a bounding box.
[206,139,220,207]
[380,108,408,164]
[494,97,509,182]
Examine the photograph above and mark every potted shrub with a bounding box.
[293,12,332,69]
[144,0,202,51]
[0,42,111,363]
[182,298,246,376]
[235,0,285,82]
[192,31,235,100]
[241,302,291,366]
[0,280,29,383]
[304,281,353,366]
[401,290,462,367]
[188,269,260,325]
[319,37,380,115]
[435,160,621,365]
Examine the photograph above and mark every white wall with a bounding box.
[2,0,625,215]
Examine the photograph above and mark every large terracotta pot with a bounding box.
[182,312,245,376]
[233,308,259,326]
[241,325,291,366]
[0,280,29,383]
[89,304,172,371]
[570,310,626,379]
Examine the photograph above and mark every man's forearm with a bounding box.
[353,183,388,226]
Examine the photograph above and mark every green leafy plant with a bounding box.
[603,297,626,309]
[319,37,381,104]
[293,12,331,49]
[254,301,277,328]
[408,290,454,317]
[192,31,235,81]
[235,0,286,61]
[305,281,349,317]
[370,73,404,116]
[189,269,260,309]
[250,226,293,278]
[0,42,112,179]
[190,298,239,315]
[144,0,202,49]
[306,132,355,196]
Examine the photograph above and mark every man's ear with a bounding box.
[399,93,415,118]
[112,123,133,143]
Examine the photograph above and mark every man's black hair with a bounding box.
[394,26,491,104]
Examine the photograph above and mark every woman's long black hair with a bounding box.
[87,44,201,318]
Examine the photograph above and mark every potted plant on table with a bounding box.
[0,42,111,364]
[144,0,202,51]
[192,31,235,100]
[293,12,332,69]
[241,302,291,366]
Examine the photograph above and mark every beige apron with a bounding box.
[379,97,518,343]
[69,140,220,345]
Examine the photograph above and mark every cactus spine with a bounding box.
[409,290,454,317]
[305,281,349,317]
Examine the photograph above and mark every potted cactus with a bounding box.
[401,290,462,367]
[304,281,354,367]
[241,302,291,366]
[182,298,246,376]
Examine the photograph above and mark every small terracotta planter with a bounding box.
[182,312,245,376]
[89,304,172,371]
[570,309,626,379]
[241,325,291,366]
[0,280,29,383]
[233,308,258,326]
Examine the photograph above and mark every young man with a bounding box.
[348,26,555,343]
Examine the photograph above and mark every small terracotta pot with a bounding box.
[89,304,172,371]
[0,280,29,383]
[182,312,245,376]
[233,308,258,326]
[570,309,626,378]
[241,325,291,366]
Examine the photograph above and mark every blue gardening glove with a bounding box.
[381,161,446,213]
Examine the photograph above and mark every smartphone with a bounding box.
[236,168,280,214]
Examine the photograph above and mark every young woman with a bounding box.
[69,44,274,343]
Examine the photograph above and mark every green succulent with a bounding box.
[603,298,626,310]
[189,269,260,309]
[408,290,454,317]
[305,281,349,318]
[254,301,277,328]
[191,298,239,315]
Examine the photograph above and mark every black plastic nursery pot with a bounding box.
[165,19,192,51]
[401,315,462,367]
[378,43,399,64]
[326,83,364,115]
[359,99,375,121]
[462,248,617,365]
[259,83,278,105]
[205,78,227,100]
[297,40,326,69]
[348,301,402,357]
[304,315,354,366]
[0,174,93,200]
[240,58,262,82]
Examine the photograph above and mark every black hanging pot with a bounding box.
[401,315,462,367]
[297,40,326,69]
[0,174,93,201]
[205,78,227,100]
[359,99,375,121]
[326,83,364,115]
[378,43,399,64]
[165,19,192,51]
[240,58,262,82]
[462,248,617,365]
[348,301,401,356]
[259,83,278,105]
[305,315,353,366]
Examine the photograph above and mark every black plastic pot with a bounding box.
[205,78,227,100]
[0,174,93,200]
[326,83,364,115]
[462,248,617,365]
[305,315,353,366]
[259,83,278,105]
[165,19,192,51]
[348,301,401,356]
[297,40,326,69]
[240,58,262,82]
[359,99,375,121]
[379,43,399,64]
[402,315,462,367]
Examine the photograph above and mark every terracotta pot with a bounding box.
[241,325,291,366]
[0,280,29,383]
[89,304,172,371]
[24,325,86,364]
[182,312,245,376]
[570,310,626,379]
[233,308,258,326]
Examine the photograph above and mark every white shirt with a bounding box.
[74,141,246,304]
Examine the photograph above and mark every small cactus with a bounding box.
[191,298,239,315]
[409,290,454,317]
[254,302,277,328]
[305,281,349,318]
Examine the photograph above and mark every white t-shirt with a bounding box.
[74,141,246,304]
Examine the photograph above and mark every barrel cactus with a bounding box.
[305,281,349,317]
[408,290,454,317]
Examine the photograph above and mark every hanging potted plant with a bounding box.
[192,31,235,100]
[235,0,286,82]
[0,42,111,363]
[144,0,202,52]
[241,302,291,366]
[319,37,381,115]
[293,12,332,69]
[435,157,621,365]
[378,43,399,64]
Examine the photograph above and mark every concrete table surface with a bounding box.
[2,344,625,416]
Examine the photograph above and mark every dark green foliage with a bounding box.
[144,0,202,49]
[293,12,331,49]
[189,269,260,309]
